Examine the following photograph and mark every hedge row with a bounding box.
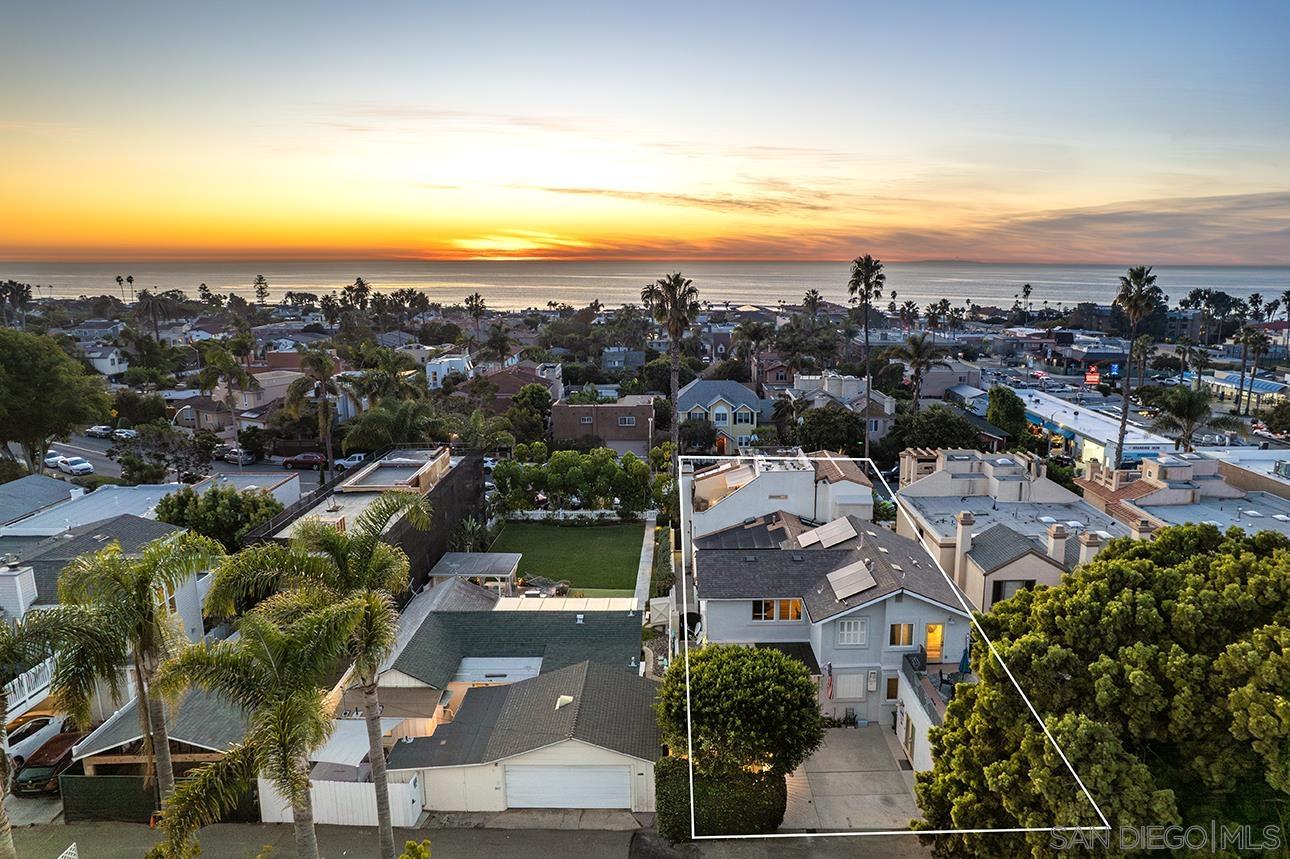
[650,526,676,598]
[654,756,787,841]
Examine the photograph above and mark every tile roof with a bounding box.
[74,688,246,759]
[807,451,872,487]
[17,514,183,605]
[389,610,643,689]
[0,475,74,525]
[696,525,966,622]
[385,661,660,769]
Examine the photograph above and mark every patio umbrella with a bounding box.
[958,640,971,675]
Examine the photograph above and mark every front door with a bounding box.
[925,623,944,662]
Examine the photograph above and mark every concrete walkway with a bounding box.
[782,726,922,832]
[634,514,657,611]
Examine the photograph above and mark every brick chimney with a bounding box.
[1078,531,1104,566]
[1046,523,1069,563]
[954,511,975,587]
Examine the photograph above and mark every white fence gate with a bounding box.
[258,775,422,827]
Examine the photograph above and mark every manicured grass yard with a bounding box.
[490,521,644,595]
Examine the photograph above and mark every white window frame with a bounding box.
[734,410,753,425]
[888,623,915,648]
[580,415,594,425]
[835,618,868,647]
[834,672,867,700]
[712,410,729,425]
[617,415,636,427]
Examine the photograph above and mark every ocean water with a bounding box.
[4,260,1288,312]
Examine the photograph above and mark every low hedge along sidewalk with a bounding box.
[654,756,787,841]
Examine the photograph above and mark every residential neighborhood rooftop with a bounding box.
[0,483,184,537]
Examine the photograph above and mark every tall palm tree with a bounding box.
[196,345,261,454]
[115,274,126,302]
[1131,334,1156,391]
[481,322,515,364]
[1233,326,1254,414]
[885,333,951,411]
[343,400,444,451]
[1150,388,1245,451]
[444,409,515,452]
[732,320,774,382]
[135,289,176,343]
[286,346,341,482]
[802,289,824,321]
[642,273,700,474]
[1245,328,1272,416]
[847,255,885,460]
[1111,266,1165,465]
[55,533,225,802]
[464,292,487,344]
[204,493,430,859]
[899,300,920,334]
[771,396,811,443]
[126,274,135,303]
[152,606,362,859]
[0,609,113,856]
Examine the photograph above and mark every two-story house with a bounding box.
[83,346,129,378]
[425,353,474,389]
[693,514,970,730]
[676,379,768,452]
[550,395,655,456]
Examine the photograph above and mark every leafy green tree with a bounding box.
[677,419,718,453]
[237,426,270,460]
[113,389,168,427]
[879,406,982,460]
[1264,400,1290,435]
[513,383,553,421]
[0,329,110,473]
[502,405,546,444]
[113,421,212,484]
[797,403,864,455]
[657,645,824,775]
[641,356,697,396]
[986,386,1030,441]
[914,525,1290,857]
[444,409,514,451]
[155,484,284,551]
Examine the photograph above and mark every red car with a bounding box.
[282,452,327,470]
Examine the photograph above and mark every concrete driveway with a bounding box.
[782,726,921,832]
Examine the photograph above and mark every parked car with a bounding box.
[223,448,257,465]
[282,452,327,470]
[211,443,235,460]
[482,456,497,474]
[4,715,67,769]
[12,731,85,796]
[112,428,139,442]
[43,453,65,469]
[334,453,367,472]
[57,456,94,476]
[85,425,114,439]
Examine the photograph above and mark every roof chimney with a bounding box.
[1046,523,1069,563]
[953,511,974,588]
[1078,531,1104,566]
[1130,518,1155,541]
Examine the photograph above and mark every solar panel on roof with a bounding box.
[815,517,858,548]
[797,529,821,547]
[827,560,877,600]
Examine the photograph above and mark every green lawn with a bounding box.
[490,521,644,595]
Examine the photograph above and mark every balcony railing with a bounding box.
[901,651,948,726]
[5,656,54,721]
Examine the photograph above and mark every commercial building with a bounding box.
[1010,386,1173,465]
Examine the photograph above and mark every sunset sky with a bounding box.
[3,1,1288,263]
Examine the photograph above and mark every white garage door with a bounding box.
[504,764,631,809]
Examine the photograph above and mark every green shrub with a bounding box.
[655,756,786,841]
[650,526,675,597]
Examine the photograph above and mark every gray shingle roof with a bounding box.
[693,511,807,550]
[17,514,183,605]
[390,610,643,689]
[74,688,247,759]
[0,475,73,525]
[676,379,762,413]
[695,525,965,621]
[386,661,660,769]
[419,578,500,612]
[966,523,1066,574]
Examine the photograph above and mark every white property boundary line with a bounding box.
[676,453,1112,842]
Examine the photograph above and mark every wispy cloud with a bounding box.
[512,184,837,215]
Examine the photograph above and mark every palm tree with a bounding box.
[152,606,362,859]
[732,320,774,382]
[802,289,824,321]
[0,609,113,856]
[343,400,444,451]
[204,493,430,859]
[1111,266,1165,465]
[445,409,515,452]
[847,255,885,460]
[115,274,126,302]
[885,333,951,410]
[464,292,487,344]
[1131,334,1156,391]
[771,396,810,443]
[126,274,135,303]
[642,273,700,474]
[1245,328,1273,416]
[899,300,919,334]
[135,289,176,343]
[195,345,261,451]
[343,277,372,312]
[1233,327,1254,414]
[55,533,225,802]
[286,346,341,482]
[1150,388,1245,451]
[481,322,515,364]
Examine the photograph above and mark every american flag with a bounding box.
[825,662,833,700]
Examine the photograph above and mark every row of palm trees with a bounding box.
[0,493,433,859]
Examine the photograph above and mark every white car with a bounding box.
[335,453,367,472]
[112,428,139,442]
[482,457,497,474]
[43,453,65,470]
[5,715,66,768]
[58,456,94,476]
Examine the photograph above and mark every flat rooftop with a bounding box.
[1193,447,1290,487]
[1144,491,1290,536]
[902,493,1129,543]
[430,552,521,580]
[1010,386,1172,448]
[0,483,183,537]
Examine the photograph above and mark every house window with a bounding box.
[991,579,1036,604]
[736,435,751,446]
[869,420,880,432]
[885,676,899,701]
[775,371,786,381]
[713,411,729,425]
[618,415,637,427]
[836,618,867,646]
[889,623,914,647]
[734,411,753,425]
[752,599,801,622]
[580,415,594,425]
[689,410,705,422]
[835,673,866,700]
